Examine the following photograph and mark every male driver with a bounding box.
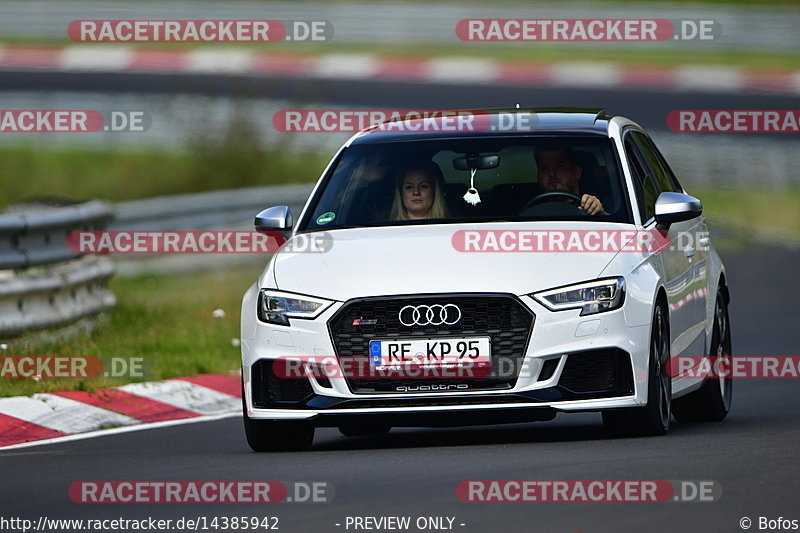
[534,145,606,215]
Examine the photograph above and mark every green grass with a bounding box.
[52,0,800,4]
[270,42,800,71]
[694,186,800,237]
[398,0,800,4]
[0,143,329,208]
[257,42,800,70]
[1,265,259,397]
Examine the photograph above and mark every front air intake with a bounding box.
[251,359,314,408]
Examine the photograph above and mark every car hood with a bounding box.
[269,222,635,301]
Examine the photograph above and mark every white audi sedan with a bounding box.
[240,108,732,451]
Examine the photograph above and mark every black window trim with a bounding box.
[297,145,350,232]
[622,127,662,227]
[640,133,684,194]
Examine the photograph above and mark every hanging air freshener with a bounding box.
[463,167,481,206]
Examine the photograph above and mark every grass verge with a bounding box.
[0,144,329,209]
[693,187,800,239]
[1,38,799,71]
[264,42,800,71]
[1,265,258,397]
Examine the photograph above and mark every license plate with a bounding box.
[369,337,491,368]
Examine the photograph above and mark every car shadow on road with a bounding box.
[309,415,620,452]
[303,412,739,452]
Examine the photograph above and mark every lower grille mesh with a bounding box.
[559,349,634,394]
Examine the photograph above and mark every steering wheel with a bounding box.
[521,191,586,215]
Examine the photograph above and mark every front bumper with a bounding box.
[241,290,652,424]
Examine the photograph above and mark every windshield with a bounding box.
[301,136,632,230]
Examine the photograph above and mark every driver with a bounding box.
[534,144,607,215]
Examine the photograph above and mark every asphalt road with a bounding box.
[1,245,798,533]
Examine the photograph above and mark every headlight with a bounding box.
[532,277,625,316]
[258,290,333,326]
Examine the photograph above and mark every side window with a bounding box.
[631,131,680,194]
[644,134,683,192]
[624,136,658,222]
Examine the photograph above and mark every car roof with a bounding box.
[349,108,613,145]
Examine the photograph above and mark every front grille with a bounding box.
[558,349,634,395]
[328,294,534,393]
[251,359,314,408]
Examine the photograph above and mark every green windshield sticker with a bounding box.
[317,212,336,225]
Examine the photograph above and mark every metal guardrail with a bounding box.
[109,184,314,277]
[0,201,117,339]
[0,255,116,338]
[0,200,114,269]
[111,184,313,231]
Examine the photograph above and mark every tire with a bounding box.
[603,303,671,437]
[672,288,732,422]
[338,422,391,437]
[241,379,314,452]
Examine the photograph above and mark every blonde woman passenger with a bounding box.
[390,162,451,220]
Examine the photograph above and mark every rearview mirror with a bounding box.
[254,205,293,237]
[453,154,500,171]
[654,192,702,228]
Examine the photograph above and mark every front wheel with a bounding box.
[603,303,671,437]
[672,288,732,422]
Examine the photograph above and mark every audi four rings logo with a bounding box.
[399,304,462,326]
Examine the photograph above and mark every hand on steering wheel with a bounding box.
[521,191,586,215]
[525,191,582,207]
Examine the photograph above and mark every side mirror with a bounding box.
[254,205,293,237]
[654,192,702,229]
